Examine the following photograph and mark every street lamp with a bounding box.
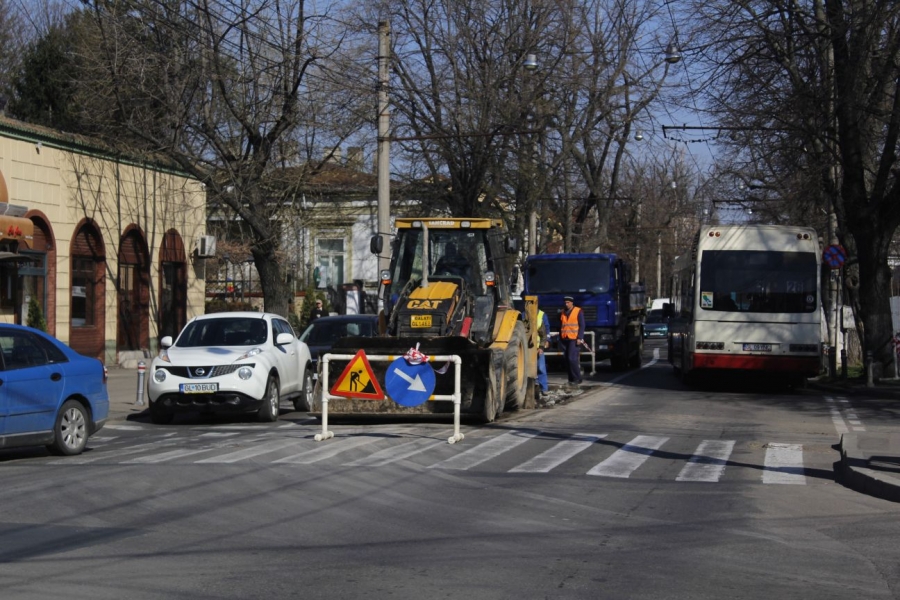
[664,42,682,64]
[524,53,538,71]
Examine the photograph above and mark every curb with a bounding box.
[836,433,900,503]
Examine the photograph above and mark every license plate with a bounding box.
[742,343,772,352]
[411,315,432,328]
[180,383,219,393]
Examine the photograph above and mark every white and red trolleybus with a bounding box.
[667,224,823,385]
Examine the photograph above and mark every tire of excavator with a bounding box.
[504,321,529,411]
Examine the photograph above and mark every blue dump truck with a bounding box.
[522,253,645,370]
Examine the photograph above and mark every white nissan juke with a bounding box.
[148,312,313,424]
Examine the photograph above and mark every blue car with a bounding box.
[0,324,109,455]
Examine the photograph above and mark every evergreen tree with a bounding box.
[26,296,47,331]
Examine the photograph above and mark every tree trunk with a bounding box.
[848,229,896,375]
[254,250,290,317]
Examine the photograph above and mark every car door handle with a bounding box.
[51,373,62,382]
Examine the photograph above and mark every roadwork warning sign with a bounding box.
[329,349,384,400]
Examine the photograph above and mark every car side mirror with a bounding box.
[160,336,173,348]
[370,235,383,255]
[275,332,294,346]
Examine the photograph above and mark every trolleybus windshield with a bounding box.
[699,250,817,313]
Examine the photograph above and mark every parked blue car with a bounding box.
[0,324,109,455]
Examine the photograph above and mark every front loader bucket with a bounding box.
[316,336,493,418]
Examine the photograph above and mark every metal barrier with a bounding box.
[543,331,597,375]
[316,353,465,444]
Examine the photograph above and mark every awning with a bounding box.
[0,215,33,249]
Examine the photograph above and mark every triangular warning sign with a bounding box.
[329,349,385,400]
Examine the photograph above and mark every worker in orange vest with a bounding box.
[559,296,585,386]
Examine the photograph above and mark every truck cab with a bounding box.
[523,253,644,370]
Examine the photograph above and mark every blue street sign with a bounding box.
[385,357,436,407]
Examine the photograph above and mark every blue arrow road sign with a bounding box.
[385,357,436,407]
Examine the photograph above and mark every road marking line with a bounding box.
[825,396,850,434]
[430,431,540,470]
[123,447,220,464]
[676,440,735,482]
[198,432,240,438]
[586,435,669,478]
[195,439,307,463]
[762,443,806,484]
[509,433,607,473]
[274,435,386,464]
[53,440,179,464]
[345,437,449,467]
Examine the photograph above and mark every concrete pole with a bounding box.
[634,200,642,282]
[377,21,392,276]
[656,231,662,298]
[528,210,537,256]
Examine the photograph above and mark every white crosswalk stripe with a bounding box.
[274,435,385,464]
[195,438,308,463]
[509,433,606,473]
[762,443,806,484]
[344,437,448,467]
[124,447,221,464]
[676,440,735,482]
[430,431,540,471]
[586,435,670,478]
[61,425,814,486]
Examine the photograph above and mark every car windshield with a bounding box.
[646,311,666,324]
[176,317,268,347]
[301,320,375,344]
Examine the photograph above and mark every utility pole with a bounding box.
[376,21,392,276]
[634,199,642,282]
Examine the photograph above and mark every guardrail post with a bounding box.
[314,358,334,441]
[135,361,146,406]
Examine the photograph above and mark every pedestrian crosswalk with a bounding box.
[63,424,813,485]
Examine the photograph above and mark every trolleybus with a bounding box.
[667,224,822,385]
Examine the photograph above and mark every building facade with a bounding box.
[0,117,207,365]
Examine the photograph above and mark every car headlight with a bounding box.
[154,369,167,383]
[159,348,171,363]
[237,347,262,361]
[238,366,253,380]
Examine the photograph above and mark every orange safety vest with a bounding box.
[560,306,581,340]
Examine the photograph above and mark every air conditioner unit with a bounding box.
[197,235,217,258]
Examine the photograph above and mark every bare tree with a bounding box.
[686,0,900,372]
[71,0,364,316]
[547,0,680,252]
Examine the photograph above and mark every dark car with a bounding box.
[300,314,379,374]
[0,324,109,455]
[643,310,669,339]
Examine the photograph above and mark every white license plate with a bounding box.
[742,343,772,352]
[180,383,219,393]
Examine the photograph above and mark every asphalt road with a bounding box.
[2,340,899,599]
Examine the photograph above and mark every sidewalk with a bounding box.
[106,365,150,422]
[811,377,900,503]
